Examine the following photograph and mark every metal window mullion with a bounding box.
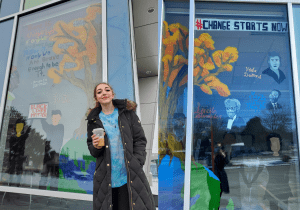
[154,0,164,156]
[19,0,25,12]
[128,0,141,118]
[287,2,300,185]
[0,186,93,201]
[102,0,107,82]
[183,0,195,209]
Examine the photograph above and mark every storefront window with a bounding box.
[193,2,300,209]
[24,0,53,10]
[0,0,21,18]
[0,0,102,194]
[158,1,189,209]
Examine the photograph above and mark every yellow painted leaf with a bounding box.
[174,55,187,66]
[193,66,200,76]
[207,79,231,97]
[194,48,205,56]
[199,57,204,67]
[223,64,233,71]
[223,47,238,63]
[204,76,217,82]
[201,68,209,77]
[168,68,179,87]
[212,50,223,67]
[203,57,215,70]
[48,68,62,84]
[200,84,212,95]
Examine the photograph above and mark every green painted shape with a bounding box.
[74,159,79,168]
[226,198,234,210]
[58,175,87,194]
[207,169,221,210]
[46,183,51,191]
[181,162,221,210]
[58,137,96,193]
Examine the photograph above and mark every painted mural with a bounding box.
[159,2,300,210]
[0,1,102,195]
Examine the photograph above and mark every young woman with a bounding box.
[86,83,155,210]
[214,143,230,198]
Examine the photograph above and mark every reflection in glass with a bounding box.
[107,0,135,100]
[0,0,21,18]
[158,2,189,210]
[0,0,102,194]
[0,19,14,104]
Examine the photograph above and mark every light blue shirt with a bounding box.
[99,108,127,188]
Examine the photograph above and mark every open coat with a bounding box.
[86,99,155,210]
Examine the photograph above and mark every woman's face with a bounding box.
[95,84,114,105]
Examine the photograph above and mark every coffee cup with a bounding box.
[93,128,105,146]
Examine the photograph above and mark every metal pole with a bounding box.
[183,0,195,209]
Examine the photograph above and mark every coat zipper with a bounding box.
[118,115,134,210]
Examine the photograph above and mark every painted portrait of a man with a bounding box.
[262,52,286,84]
[266,89,282,110]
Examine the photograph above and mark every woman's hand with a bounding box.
[92,133,105,149]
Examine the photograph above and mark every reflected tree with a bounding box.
[261,108,292,134]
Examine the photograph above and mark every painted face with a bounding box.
[95,84,115,106]
[16,123,24,133]
[270,137,280,153]
[52,114,61,126]
[269,91,279,103]
[225,101,237,118]
[269,56,280,71]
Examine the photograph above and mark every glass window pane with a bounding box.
[158,1,189,209]
[193,2,300,209]
[0,19,14,103]
[24,0,53,10]
[0,0,102,195]
[107,0,134,100]
[0,0,21,18]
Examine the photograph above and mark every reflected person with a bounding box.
[214,143,229,200]
[7,119,31,187]
[264,133,293,208]
[39,110,64,190]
